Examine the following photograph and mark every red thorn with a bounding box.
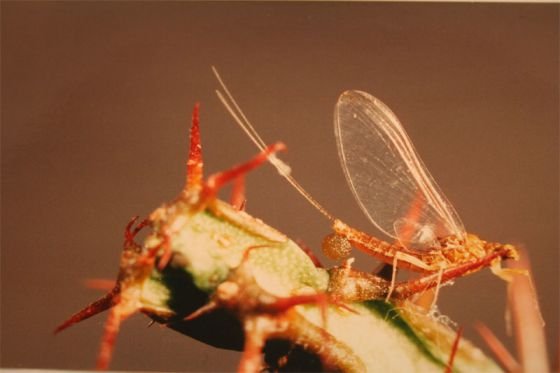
[474,321,520,372]
[202,142,286,201]
[296,240,323,268]
[54,286,120,334]
[230,175,246,210]
[84,278,115,291]
[154,234,172,271]
[183,301,218,321]
[445,326,463,373]
[96,307,123,370]
[185,103,204,194]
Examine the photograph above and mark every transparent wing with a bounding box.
[334,90,465,249]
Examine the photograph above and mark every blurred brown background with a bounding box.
[1,2,558,371]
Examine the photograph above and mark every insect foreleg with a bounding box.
[386,254,399,301]
[383,251,436,301]
[429,268,444,311]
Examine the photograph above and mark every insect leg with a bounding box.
[429,268,444,310]
[385,251,433,300]
[386,254,400,301]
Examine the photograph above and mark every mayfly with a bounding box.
[213,68,520,301]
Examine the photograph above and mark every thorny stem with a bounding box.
[55,100,549,372]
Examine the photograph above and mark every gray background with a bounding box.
[2,2,558,371]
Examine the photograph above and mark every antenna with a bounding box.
[212,66,335,222]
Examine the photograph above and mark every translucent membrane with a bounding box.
[334,90,465,249]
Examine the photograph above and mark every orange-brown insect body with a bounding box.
[212,70,522,304]
[332,219,518,274]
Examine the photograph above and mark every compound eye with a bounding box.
[322,233,352,260]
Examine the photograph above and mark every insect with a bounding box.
[213,68,521,303]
